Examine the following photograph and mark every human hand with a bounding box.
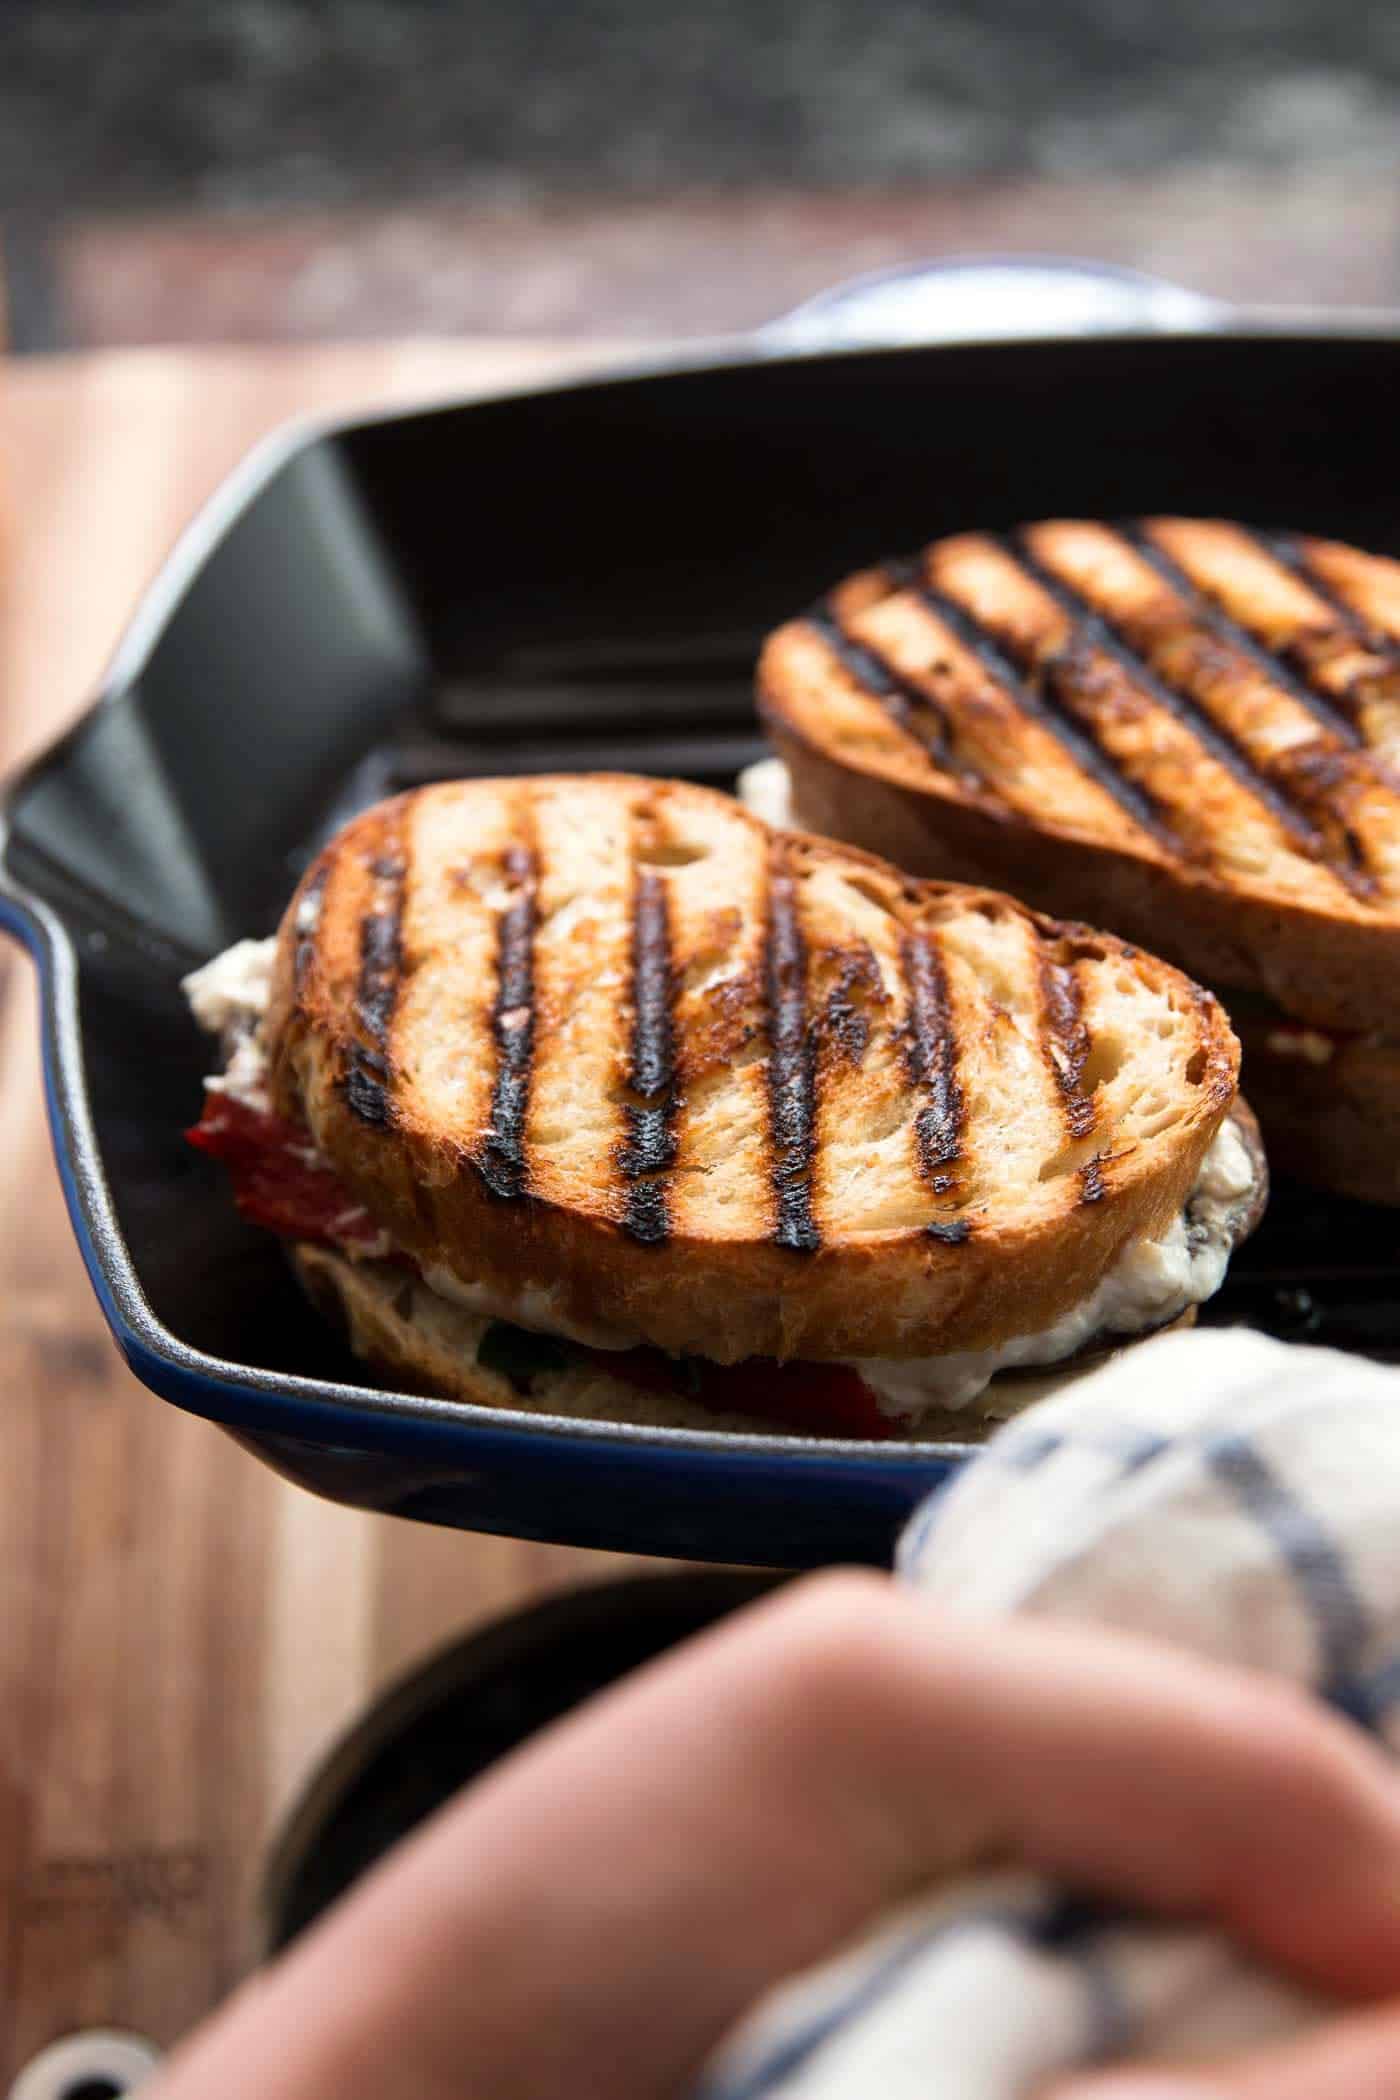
[149,1571,1400,2100]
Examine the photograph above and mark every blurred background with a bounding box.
[4,0,1399,352]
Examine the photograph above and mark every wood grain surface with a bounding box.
[0,339,681,2081]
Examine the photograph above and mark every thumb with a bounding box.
[1049,1998,1400,2100]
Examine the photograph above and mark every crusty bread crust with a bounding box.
[290,1241,1195,1444]
[760,520,1400,1034]
[266,775,1239,1364]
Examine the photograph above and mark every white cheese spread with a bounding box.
[209,1031,274,1113]
[421,1264,635,1353]
[182,937,278,1111]
[854,1120,1255,1416]
[183,937,276,1039]
[736,756,795,828]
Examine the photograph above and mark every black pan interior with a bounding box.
[9,332,1400,1377]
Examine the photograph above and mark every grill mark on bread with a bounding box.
[293,861,330,997]
[1118,527,1400,798]
[906,566,1180,851]
[1079,1154,1108,1205]
[820,947,883,1066]
[618,866,679,1245]
[477,842,538,1200]
[1039,952,1098,1142]
[899,931,967,1223]
[268,778,1250,1364]
[1250,528,1395,647]
[1030,527,1380,898]
[344,842,406,1125]
[1126,521,1364,748]
[764,851,821,1253]
[1003,531,1353,880]
[805,597,969,782]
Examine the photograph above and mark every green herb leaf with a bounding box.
[477,1321,575,1394]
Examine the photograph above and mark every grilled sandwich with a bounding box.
[756,517,1400,1202]
[184,775,1263,1439]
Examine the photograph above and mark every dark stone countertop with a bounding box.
[5,0,1399,349]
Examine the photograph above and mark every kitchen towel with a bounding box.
[700,1325,1400,2097]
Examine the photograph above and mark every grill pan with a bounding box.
[6,282,1400,1565]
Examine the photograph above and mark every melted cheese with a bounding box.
[855,1120,1255,1415]
[421,1264,634,1352]
[183,937,278,1111]
[183,937,276,1038]
[736,756,795,828]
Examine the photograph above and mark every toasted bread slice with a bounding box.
[1226,1002,1400,1205]
[290,1241,1200,1443]
[760,520,1400,1034]
[265,775,1239,1364]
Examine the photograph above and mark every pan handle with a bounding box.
[758,253,1224,349]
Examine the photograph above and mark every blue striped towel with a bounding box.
[698,1326,1400,2098]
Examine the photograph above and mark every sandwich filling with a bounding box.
[737,755,798,830]
[185,937,1258,1434]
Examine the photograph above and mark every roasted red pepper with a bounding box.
[190,1097,896,1439]
[186,1093,385,1252]
[587,1348,896,1440]
[702,1357,895,1440]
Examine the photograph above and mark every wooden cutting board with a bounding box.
[0,338,687,2083]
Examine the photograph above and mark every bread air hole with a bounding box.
[1185,1048,1208,1084]
[607,1077,660,1111]
[1116,1083,1182,1139]
[1079,1032,1126,1095]
[684,948,741,998]
[636,839,711,867]
[839,874,899,916]
[538,893,592,941]
[1033,1035,1131,1179]
[454,861,528,914]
